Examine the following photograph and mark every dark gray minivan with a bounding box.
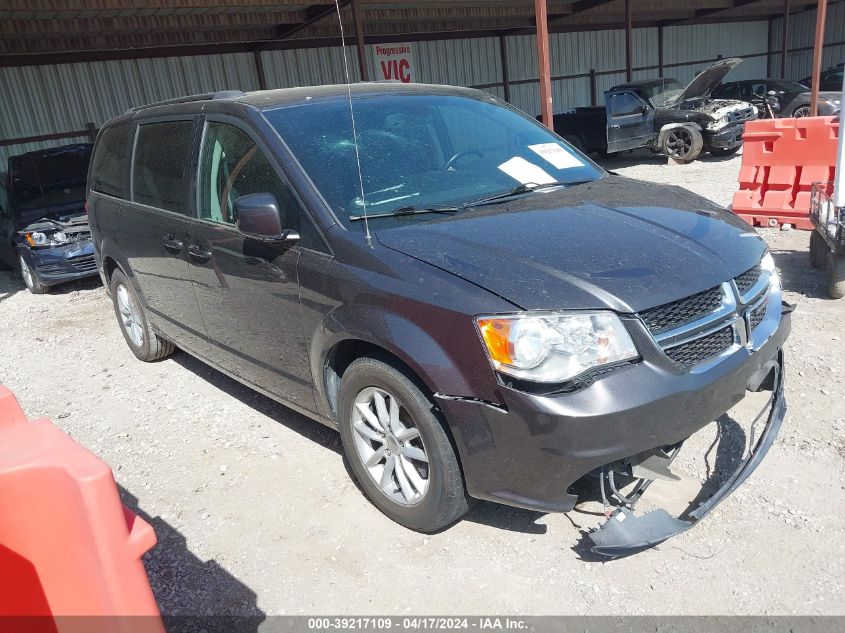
[87,84,790,556]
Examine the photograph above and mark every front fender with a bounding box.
[309,303,496,420]
[657,121,702,146]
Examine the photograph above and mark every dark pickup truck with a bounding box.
[551,58,757,162]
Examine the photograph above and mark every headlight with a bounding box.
[24,231,68,247]
[706,115,730,131]
[761,251,780,290]
[475,312,638,383]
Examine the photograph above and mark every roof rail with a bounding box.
[126,90,245,114]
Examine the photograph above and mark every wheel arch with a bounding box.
[312,306,492,421]
[657,121,702,147]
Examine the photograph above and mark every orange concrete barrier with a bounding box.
[732,116,839,230]
[0,386,164,633]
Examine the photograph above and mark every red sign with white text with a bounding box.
[372,43,415,83]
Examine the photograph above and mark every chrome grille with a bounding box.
[68,254,97,272]
[734,264,762,296]
[664,326,735,369]
[730,107,756,123]
[639,286,723,334]
[749,301,767,330]
[637,255,779,372]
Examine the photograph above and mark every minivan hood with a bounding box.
[677,57,743,102]
[376,177,766,313]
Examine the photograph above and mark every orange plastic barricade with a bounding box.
[732,116,839,230]
[0,385,164,633]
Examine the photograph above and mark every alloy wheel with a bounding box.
[19,256,34,290]
[793,106,810,117]
[666,129,693,159]
[116,283,145,348]
[350,386,430,506]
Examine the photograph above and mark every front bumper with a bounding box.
[434,306,791,515]
[588,348,786,556]
[704,122,745,149]
[17,239,98,286]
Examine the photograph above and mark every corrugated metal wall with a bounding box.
[1,13,829,165]
[769,2,845,80]
[1,53,260,165]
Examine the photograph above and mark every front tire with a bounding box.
[337,356,469,532]
[793,105,811,117]
[19,255,49,294]
[662,126,703,163]
[109,269,175,361]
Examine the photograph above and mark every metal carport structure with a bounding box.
[1,0,843,162]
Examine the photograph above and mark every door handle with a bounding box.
[609,124,621,129]
[162,234,183,253]
[187,244,213,263]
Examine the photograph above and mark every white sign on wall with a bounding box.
[372,43,415,83]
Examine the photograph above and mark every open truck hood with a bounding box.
[676,57,743,102]
[376,176,766,314]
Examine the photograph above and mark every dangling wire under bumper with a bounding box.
[587,351,787,558]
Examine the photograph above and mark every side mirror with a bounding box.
[234,193,299,242]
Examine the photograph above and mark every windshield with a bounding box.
[264,92,602,228]
[639,79,685,106]
[9,144,91,214]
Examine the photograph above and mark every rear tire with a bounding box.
[826,251,845,299]
[19,255,49,294]
[810,230,827,269]
[793,105,811,118]
[662,126,703,163]
[337,355,469,533]
[109,268,175,361]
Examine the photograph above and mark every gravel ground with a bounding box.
[1,149,843,617]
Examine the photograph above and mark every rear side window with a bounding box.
[90,123,130,198]
[132,120,194,214]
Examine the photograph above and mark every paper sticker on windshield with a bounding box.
[528,143,585,170]
[497,157,556,185]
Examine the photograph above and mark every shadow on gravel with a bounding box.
[119,487,265,631]
[463,501,548,535]
[679,414,746,520]
[0,269,102,301]
[595,149,741,170]
[0,270,23,303]
[171,353,342,456]
[47,275,104,295]
[770,247,828,299]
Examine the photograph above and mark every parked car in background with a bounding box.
[800,65,844,92]
[713,78,841,117]
[88,84,789,556]
[549,58,756,163]
[0,143,97,294]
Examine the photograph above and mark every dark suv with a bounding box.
[0,143,97,293]
[87,84,790,556]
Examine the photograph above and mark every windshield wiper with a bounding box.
[349,205,460,221]
[461,180,585,208]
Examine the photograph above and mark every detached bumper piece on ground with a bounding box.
[588,348,787,558]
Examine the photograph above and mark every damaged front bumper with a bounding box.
[588,349,786,557]
[16,239,98,286]
[705,122,745,149]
